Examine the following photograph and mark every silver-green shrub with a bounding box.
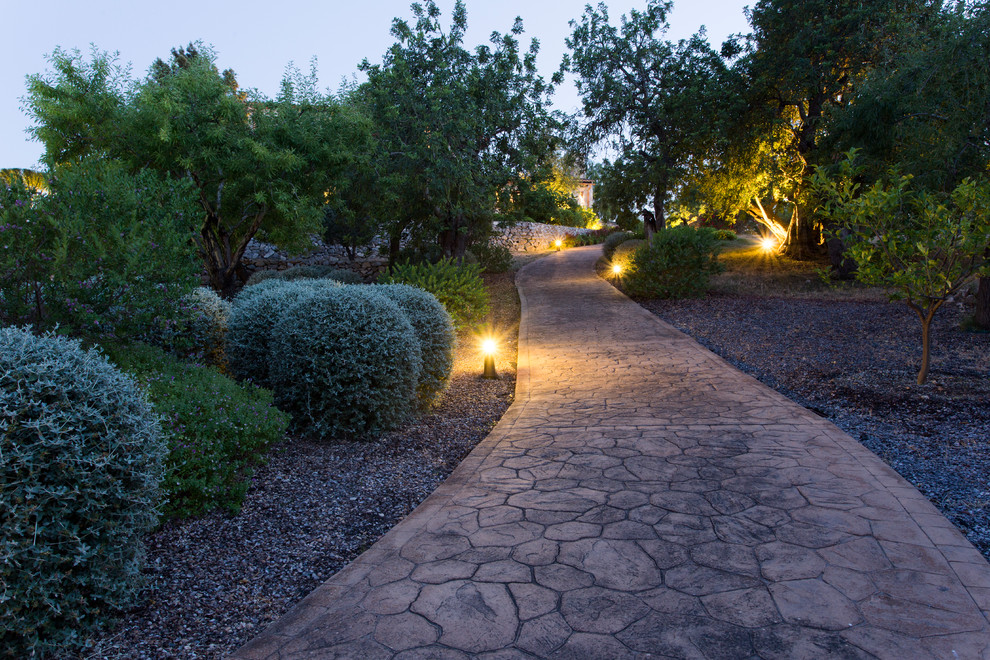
[602,230,635,261]
[374,284,455,409]
[245,265,365,287]
[183,286,232,369]
[0,328,164,656]
[226,280,337,387]
[269,287,422,438]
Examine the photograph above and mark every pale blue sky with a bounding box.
[1,0,751,170]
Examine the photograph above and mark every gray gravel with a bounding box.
[640,294,990,559]
[81,366,515,659]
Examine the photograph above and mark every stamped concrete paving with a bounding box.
[233,246,990,659]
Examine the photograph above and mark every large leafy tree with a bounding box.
[738,0,937,258]
[564,0,733,238]
[359,1,561,263]
[825,2,990,325]
[24,45,368,297]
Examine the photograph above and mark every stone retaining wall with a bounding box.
[239,221,594,280]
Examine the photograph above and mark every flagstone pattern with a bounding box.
[232,246,990,659]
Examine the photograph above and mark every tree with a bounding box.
[564,0,733,239]
[813,153,990,385]
[825,2,990,323]
[24,46,367,297]
[740,0,937,258]
[359,1,562,263]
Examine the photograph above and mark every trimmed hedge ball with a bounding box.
[0,327,164,657]
[227,279,339,387]
[374,284,456,409]
[269,286,422,439]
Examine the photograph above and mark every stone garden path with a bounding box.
[232,246,990,659]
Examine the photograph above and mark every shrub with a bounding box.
[269,287,422,438]
[602,231,635,261]
[613,239,646,268]
[624,226,725,298]
[182,286,231,369]
[472,238,514,273]
[245,265,364,287]
[383,258,489,330]
[227,280,337,387]
[1,328,164,656]
[245,269,282,286]
[103,342,289,518]
[375,284,456,409]
[713,229,737,241]
[0,158,200,338]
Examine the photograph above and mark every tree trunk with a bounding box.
[918,312,933,385]
[641,209,659,241]
[201,220,238,299]
[781,204,820,260]
[975,276,990,330]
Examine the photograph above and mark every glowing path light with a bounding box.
[482,338,498,379]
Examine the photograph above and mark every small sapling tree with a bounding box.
[814,153,990,384]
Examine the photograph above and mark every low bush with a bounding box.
[713,229,737,241]
[245,265,364,287]
[269,287,422,438]
[472,238,514,273]
[182,286,231,370]
[375,284,456,409]
[103,342,289,519]
[613,239,646,268]
[602,231,635,261]
[623,226,725,298]
[383,258,489,330]
[1,328,164,656]
[226,280,338,387]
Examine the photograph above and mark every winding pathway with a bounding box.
[232,246,990,659]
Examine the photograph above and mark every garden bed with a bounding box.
[81,271,520,659]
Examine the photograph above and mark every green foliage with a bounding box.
[713,229,737,241]
[375,284,456,409]
[383,258,489,330]
[472,238,514,273]
[613,239,647,266]
[812,153,990,383]
[245,265,364,287]
[602,231,636,261]
[565,1,733,231]
[181,286,231,370]
[102,342,289,518]
[269,287,422,438]
[24,45,372,297]
[624,226,725,298]
[1,328,164,656]
[0,158,200,338]
[359,0,562,262]
[226,280,338,387]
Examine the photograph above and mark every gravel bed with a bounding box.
[81,297,518,659]
[640,294,990,559]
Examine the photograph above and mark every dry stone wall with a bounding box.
[239,222,594,281]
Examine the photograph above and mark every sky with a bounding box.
[1,0,751,170]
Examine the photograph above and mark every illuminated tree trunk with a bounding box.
[781,204,821,259]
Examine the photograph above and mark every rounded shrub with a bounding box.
[472,238,514,273]
[713,229,737,241]
[182,286,231,369]
[383,258,489,331]
[245,268,281,286]
[269,286,422,439]
[0,328,164,656]
[624,226,725,299]
[602,230,635,261]
[374,284,456,409]
[227,279,339,387]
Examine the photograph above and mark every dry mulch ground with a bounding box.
[82,271,520,659]
[631,241,990,561]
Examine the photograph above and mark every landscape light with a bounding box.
[482,338,498,379]
[761,237,777,253]
[554,239,563,250]
[612,263,622,275]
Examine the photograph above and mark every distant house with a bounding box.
[574,178,594,209]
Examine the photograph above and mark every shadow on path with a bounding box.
[232,246,990,659]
